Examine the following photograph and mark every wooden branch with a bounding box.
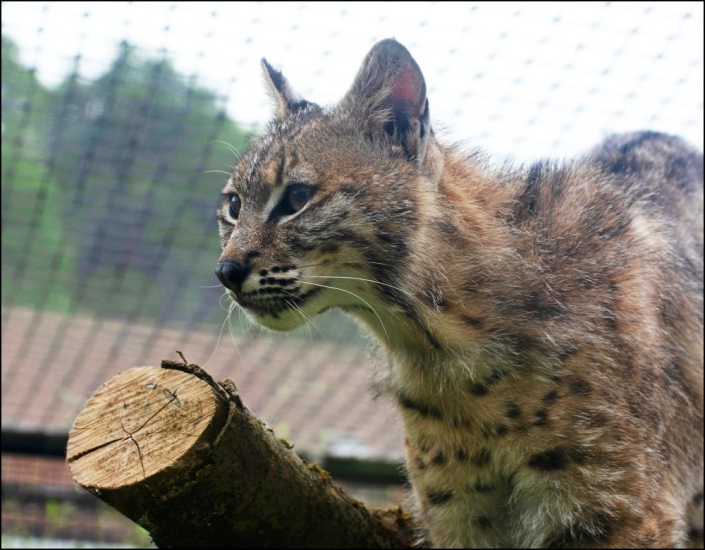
[66,360,415,548]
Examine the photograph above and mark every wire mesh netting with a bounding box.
[1,1,703,545]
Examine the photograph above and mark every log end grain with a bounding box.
[67,366,223,492]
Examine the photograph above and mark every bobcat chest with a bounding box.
[395,362,577,548]
[401,408,520,547]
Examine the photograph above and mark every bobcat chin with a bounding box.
[215,39,704,548]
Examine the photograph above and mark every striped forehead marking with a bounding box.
[240,107,322,188]
[275,153,286,187]
[244,150,261,185]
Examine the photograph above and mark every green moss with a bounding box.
[306,462,332,483]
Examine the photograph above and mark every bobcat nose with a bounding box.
[215,261,250,292]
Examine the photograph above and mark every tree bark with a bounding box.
[66,359,416,548]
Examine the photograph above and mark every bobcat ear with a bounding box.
[341,39,430,162]
[261,58,308,120]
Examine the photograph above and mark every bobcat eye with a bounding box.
[227,194,241,220]
[283,184,313,215]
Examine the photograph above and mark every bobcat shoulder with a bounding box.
[215,39,704,548]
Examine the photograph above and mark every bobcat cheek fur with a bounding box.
[216,39,704,548]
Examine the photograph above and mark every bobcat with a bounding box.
[214,39,704,548]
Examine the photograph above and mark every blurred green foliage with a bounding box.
[2,496,153,547]
[1,35,362,343]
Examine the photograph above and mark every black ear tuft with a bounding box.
[261,58,309,119]
[262,58,286,92]
[340,39,431,162]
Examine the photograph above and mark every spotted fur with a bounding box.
[216,39,704,548]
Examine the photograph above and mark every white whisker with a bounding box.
[299,280,390,342]
[300,274,433,313]
[238,304,255,338]
[204,298,237,369]
[282,291,327,342]
[284,300,315,346]
[226,301,245,364]
[211,140,243,161]
[202,170,232,176]
[295,258,394,271]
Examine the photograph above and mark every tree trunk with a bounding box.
[66,359,415,548]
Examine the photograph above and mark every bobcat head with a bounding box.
[215,39,444,341]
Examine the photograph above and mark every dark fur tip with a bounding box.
[368,38,406,56]
[261,58,285,90]
[366,38,424,80]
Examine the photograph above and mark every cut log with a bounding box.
[66,360,415,548]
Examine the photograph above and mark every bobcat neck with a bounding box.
[348,147,524,396]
